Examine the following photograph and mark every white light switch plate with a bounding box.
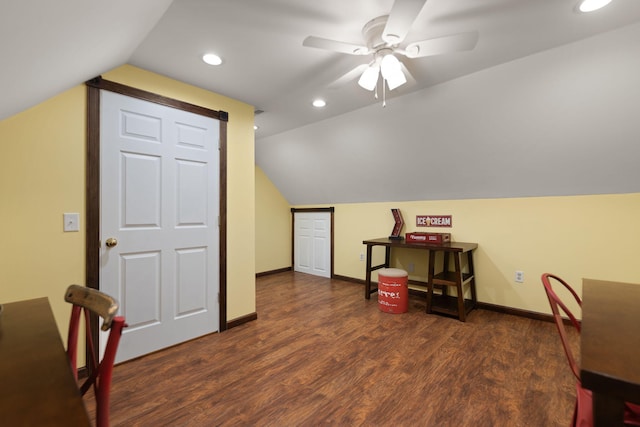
[63,213,80,232]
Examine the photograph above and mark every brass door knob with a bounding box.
[105,238,118,248]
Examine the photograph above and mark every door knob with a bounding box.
[106,238,118,248]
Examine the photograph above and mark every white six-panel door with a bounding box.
[100,91,219,363]
[294,212,331,278]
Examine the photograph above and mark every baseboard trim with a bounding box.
[226,312,258,329]
[256,267,292,278]
[331,274,556,323]
[476,302,556,323]
[332,274,363,284]
[77,366,88,379]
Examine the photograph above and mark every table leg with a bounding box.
[365,244,373,299]
[467,251,477,306]
[426,250,435,314]
[454,253,465,322]
[441,252,449,297]
[592,392,625,427]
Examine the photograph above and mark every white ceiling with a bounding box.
[0,0,172,122]
[129,0,640,138]
[3,0,640,136]
[3,1,640,205]
[257,22,640,204]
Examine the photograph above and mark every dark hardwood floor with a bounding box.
[86,272,578,426]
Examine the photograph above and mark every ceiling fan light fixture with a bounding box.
[358,64,380,91]
[578,0,612,12]
[385,71,407,91]
[380,54,406,90]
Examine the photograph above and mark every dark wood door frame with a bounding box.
[290,207,335,278]
[85,77,229,363]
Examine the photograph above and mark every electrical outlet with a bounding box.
[515,270,524,283]
[408,262,415,273]
[359,253,365,262]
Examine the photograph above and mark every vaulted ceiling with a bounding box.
[3,1,640,204]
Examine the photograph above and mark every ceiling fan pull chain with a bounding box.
[382,79,387,107]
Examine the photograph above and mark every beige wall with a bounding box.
[0,85,87,335]
[255,192,640,318]
[0,65,256,339]
[255,166,291,273]
[330,194,640,318]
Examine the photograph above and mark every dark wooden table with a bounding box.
[0,297,91,426]
[363,238,478,321]
[580,278,640,427]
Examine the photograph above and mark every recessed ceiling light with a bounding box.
[312,99,326,108]
[254,125,259,130]
[202,53,222,65]
[578,0,612,12]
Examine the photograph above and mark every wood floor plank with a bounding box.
[87,272,577,426]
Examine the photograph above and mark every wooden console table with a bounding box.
[363,238,478,321]
[0,298,91,426]
[581,278,640,426]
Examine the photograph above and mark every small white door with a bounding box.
[294,212,331,278]
[100,91,219,362]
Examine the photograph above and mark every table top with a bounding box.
[580,278,640,403]
[0,298,91,426]
[363,237,478,252]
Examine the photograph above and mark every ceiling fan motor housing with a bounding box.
[362,16,393,51]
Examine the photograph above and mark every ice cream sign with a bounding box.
[416,215,452,227]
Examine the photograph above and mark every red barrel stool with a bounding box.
[377,268,409,314]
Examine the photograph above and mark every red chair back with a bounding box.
[541,274,640,426]
[65,285,126,427]
[540,273,582,381]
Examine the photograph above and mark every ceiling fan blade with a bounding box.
[399,62,416,86]
[382,0,428,45]
[327,64,369,89]
[403,31,479,58]
[303,36,370,55]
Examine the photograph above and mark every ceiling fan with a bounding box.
[303,0,478,97]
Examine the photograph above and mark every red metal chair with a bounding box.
[65,284,126,427]
[541,273,640,427]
